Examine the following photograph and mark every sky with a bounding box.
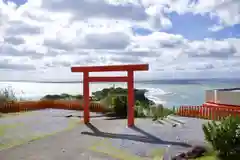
[0,0,239,81]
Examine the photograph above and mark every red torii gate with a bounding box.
[71,64,149,127]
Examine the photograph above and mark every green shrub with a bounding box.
[112,96,150,118]
[112,96,128,117]
[172,106,176,115]
[0,87,17,108]
[134,105,146,117]
[111,94,175,119]
[202,116,240,160]
[150,105,175,120]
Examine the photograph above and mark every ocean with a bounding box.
[0,79,240,107]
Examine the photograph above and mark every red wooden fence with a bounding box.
[0,100,110,113]
[3,100,240,121]
[177,105,240,120]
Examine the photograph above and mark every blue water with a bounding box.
[0,79,240,107]
[141,82,240,107]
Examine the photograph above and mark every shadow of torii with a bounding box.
[81,123,191,147]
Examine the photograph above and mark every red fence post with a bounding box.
[185,106,187,117]
[180,106,182,116]
[181,106,184,116]
[207,107,210,119]
[203,106,206,119]
[215,107,219,121]
[197,106,200,118]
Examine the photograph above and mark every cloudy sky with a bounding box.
[0,0,239,81]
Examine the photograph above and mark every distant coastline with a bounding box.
[1,78,239,106]
[0,80,83,83]
[0,78,240,84]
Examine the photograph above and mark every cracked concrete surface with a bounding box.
[0,110,207,160]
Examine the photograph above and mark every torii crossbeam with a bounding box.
[71,64,149,127]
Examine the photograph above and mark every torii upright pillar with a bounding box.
[71,64,149,127]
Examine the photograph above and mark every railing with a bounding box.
[205,90,215,103]
[3,100,240,120]
[0,100,111,113]
[205,89,240,106]
[177,105,240,120]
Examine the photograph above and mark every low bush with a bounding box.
[151,104,175,121]
[202,116,240,160]
[111,96,175,119]
[112,96,150,118]
[0,87,18,108]
[112,96,128,117]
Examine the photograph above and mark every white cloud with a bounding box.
[192,0,240,30]
[208,24,224,32]
[0,0,239,81]
[124,0,240,31]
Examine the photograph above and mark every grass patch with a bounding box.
[195,155,217,160]
[0,123,23,136]
[89,139,143,160]
[0,111,35,118]
[90,139,165,160]
[195,155,216,160]
[151,105,176,121]
[0,118,81,151]
[194,150,217,160]
[150,148,165,160]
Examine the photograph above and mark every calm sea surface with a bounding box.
[0,80,240,107]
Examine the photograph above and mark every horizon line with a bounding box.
[0,78,239,83]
